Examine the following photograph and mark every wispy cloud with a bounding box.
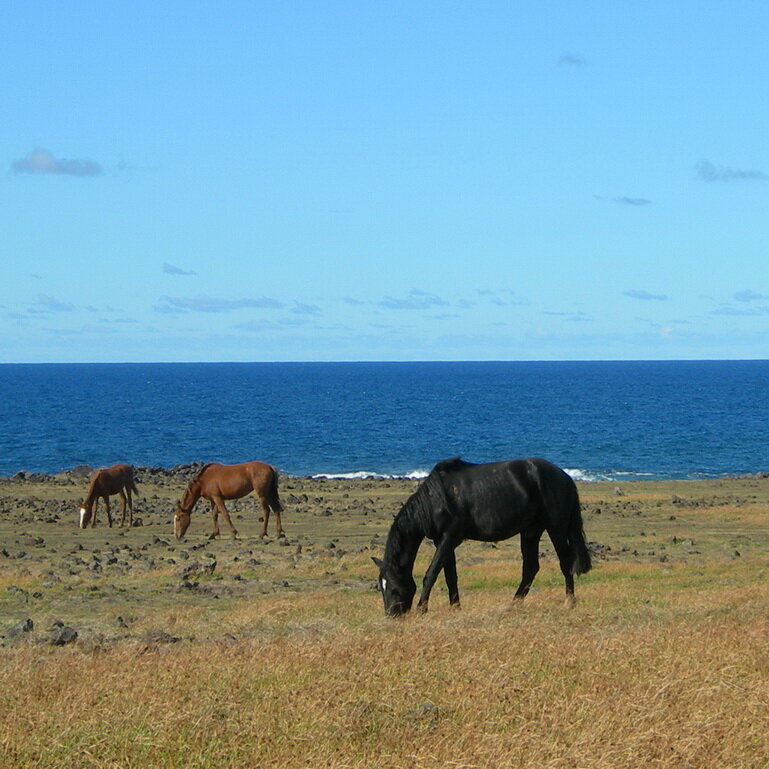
[615,196,652,206]
[541,311,592,322]
[711,305,767,316]
[32,294,75,313]
[12,148,102,177]
[594,195,652,207]
[163,262,197,276]
[292,302,322,316]
[734,289,769,302]
[233,316,318,332]
[558,53,586,67]
[624,290,669,302]
[478,289,527,307]
[695,160,768,183]
[378,290,449,311]
[155,295,285,313]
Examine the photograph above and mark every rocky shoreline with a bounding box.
[3,463,768,486]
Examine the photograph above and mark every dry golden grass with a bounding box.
[2,476,769,767]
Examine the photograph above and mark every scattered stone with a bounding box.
[49,624,78,646]
[6,618,34,639]
[143,629,181,644]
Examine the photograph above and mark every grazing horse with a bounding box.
[174,461,284,540]
[79,464,138,529]
[373,457,592,616]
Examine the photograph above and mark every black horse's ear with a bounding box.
[371,556,384,570]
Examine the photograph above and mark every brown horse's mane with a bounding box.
[193,463,216,482]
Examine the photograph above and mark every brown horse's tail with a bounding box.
[127,468,140,497]
[266,466,283,513]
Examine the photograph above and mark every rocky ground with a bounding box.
[2,466,768,648]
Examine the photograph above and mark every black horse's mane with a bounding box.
[385,460,461,565]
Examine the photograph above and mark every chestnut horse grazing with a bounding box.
[79,464,138,529]
[174,461,284,540]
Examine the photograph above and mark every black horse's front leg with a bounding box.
[443,549,461,608]
[417,533,461,613]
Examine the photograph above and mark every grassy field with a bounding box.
[1,472,769,768]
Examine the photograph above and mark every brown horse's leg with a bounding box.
[259,499,270,537]
[272,505,285,538]
[213,496,238,538]
[104,496,113,528]
[209,500,220,539]
[126,487,133,527]
[118,490,127,527]
[91,499,99,527]
[259,498,284,538]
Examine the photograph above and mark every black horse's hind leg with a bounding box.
[443,549,461,608]
[548,530,577,607]
[513,526,544,602]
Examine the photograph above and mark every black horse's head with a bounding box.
[372,557,416,616]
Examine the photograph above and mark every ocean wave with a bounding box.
[314,468,630,483]
[313,467,673,483]
[564,468,613,483]
[311,469,430,481]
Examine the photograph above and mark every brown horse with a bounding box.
[79,464,138,529]
[174,461,284,540]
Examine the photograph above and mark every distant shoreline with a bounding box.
[2,463,767,485]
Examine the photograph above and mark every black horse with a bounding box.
[373,457,592,616]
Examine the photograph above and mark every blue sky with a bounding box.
[2,1,768,362]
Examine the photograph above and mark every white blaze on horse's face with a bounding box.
[380,578,387,593]
[79,507,88,529]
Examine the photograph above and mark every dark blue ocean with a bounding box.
[0,361,767,481]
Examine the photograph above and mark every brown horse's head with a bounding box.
[174,506,191,539]
[79,502,92,529]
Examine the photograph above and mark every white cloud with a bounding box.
[696,160,768,182]
[624,290,669,302]
[12,148,102,177]
[156,295,285,313]
[378,290,448,311]
[163,263,197,276]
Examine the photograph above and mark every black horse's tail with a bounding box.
[569,494,592,575]
[266,466,283,513]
